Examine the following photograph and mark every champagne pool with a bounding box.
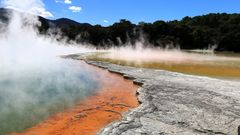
[0,59,100,135]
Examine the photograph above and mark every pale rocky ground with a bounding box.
[68,54,240,135]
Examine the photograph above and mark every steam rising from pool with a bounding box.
[1,0,240,134]
[94,42,240,79]
[106,43,240,64]
[0,0,98,134]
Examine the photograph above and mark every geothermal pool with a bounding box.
[0,59,100,135]
[86,49,240,80]
[16,60,139,135]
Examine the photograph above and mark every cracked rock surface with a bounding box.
[68,55,240,135]
[87,61,240,135]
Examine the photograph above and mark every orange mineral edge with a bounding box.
[11,61,139,135]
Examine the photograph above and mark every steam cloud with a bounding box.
[105,41,240,65]
[0,0,98,134]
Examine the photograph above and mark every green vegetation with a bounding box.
[39,13,240,52]
[1,8,240,52]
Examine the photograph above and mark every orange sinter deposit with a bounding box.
[11,61,139,135]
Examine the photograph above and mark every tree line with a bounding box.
[40,13,240,52]
[1,8,240,52]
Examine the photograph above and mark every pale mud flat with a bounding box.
[70,54,240,135]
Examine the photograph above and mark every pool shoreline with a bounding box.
[9,53,240,135]
[85,60,240,135]
[10,60,140,135]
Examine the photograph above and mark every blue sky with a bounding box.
[5,0,240,26]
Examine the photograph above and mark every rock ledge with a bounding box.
[70,55,240,135]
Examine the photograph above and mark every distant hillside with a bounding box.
[1,8,240,52]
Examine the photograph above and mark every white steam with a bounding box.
[0,0,98,134]
[105,41,240,65]
[2,0,53,17]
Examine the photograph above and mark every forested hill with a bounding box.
[1,8,240,52]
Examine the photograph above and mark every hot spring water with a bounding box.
[0,0,101,134]
[0,59,100,134]
[1,0,240,134]
[89,46,240,80]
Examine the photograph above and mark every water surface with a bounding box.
[0,59,99,135]
[86,51,240,80]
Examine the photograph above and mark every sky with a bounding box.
[3,0,240,26]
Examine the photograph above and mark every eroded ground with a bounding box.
[77,59,240,135]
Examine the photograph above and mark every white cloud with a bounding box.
[5,6,53,18]
[2,0,53,18]
[69,6,82,13]
[103,20,109,23]
[55,0,72,4]
[64,0,72,4]
[55,0,63,3]
[29,7,54,18]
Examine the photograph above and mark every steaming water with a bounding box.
[0,10,100,133]
[1,0,240,134]
[0,60,99,134]
[92,45,240,80]
[0,0,100,134]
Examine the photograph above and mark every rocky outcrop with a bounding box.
[69,55,240,135]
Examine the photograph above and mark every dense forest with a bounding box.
[1,8,240,52]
